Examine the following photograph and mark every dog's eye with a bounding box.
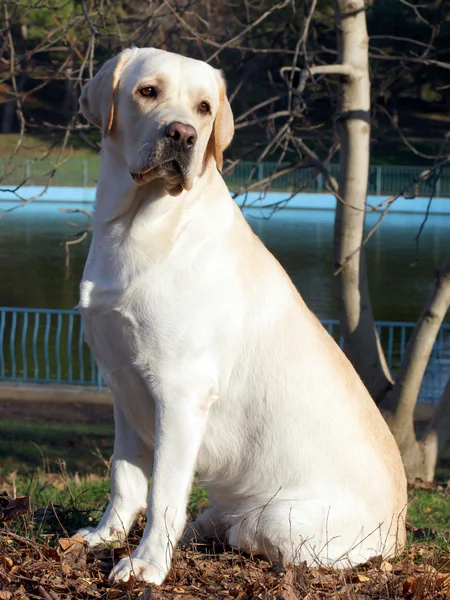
[139,87,157,98]
[198,101,211,115]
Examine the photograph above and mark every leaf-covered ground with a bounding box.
[1,475,450,600]
[1,403,449,599]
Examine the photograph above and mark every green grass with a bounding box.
[0,419,114,474]
[3,469,449,551]
[408,488,450,536]
[1,154,101,187]
[1,132,448,192]
[1,417,449,547]
[0,418,211,535]
[0,133,99,158]
[0,132,100,187]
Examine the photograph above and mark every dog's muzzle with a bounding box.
[164,122,197,151]
[130,124,197,194]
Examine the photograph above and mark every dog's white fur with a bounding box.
[77,47,407,585]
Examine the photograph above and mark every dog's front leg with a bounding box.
[109,370,214,585]
[78,402,153,547]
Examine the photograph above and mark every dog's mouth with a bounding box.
[130,150,193,196]
[130,159,179,180]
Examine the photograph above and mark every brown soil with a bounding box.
[1,521,450,600]
[0,400,113,425]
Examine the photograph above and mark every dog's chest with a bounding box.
[79,236,223,377]
[80,288,163,446]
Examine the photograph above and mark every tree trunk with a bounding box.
[382,257,450,481]
[296,2,448,482]
[332,0,392,401]
[424,377,450,462]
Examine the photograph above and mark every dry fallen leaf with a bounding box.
[416,563,437,575]
[58,534,87,552]
[279,568,298,600]
[380,560,393,572]
[403,576,418,596]
[0,555,13,570]
[58,534,88,572]
[0,496,30,522]
[437,573,450,588]
[0,592,12,600]
[351,573,371,583]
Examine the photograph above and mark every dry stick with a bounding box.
[59,208,92,275]
[333,155,450,276]
[376,154,450,210]
[206,0,291,63]
[234,110,292,130]
[234,95,282,123]
[1,16,85,120]
[287,0,318,113]
[80,0,99,36]
[265,133,292,196]
[398,0,433,27]
[292,136,339,196]
[63,231,90,277]
[281,63,362,102]
[412,134,450,264]
[38,586,56,600]
[238,118,294,209]
[0,531,49,562]
[374,9,437,65]
[243,162,304,199]
[370,34,435,48]
[379,104,449,160]
[334,200,395,276]
[222,140,269,178]
[369,53,450,70]
[162,0,292,63]
[1,7,98,206]
[3,3,26,172]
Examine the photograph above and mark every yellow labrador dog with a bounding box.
[77,47,407,585]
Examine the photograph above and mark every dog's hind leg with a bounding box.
[226,497,396,569]
[77,401,153,547]
[182,506,227,545]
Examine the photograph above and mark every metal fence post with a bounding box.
[376,166,382,195]
[317,173,324,193]
[0,307,449,404]
[436,172,441,198]
[83,159,88,187]
[258,163,264,181]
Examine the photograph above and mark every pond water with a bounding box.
[0,203,449,323]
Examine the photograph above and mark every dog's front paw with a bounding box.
[109,557,166,585]
[76,526,124,549]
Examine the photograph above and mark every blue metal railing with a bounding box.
[225,163,450,197]
[2,158,450,197]
[0,307,103,389]
[0,307,449,402]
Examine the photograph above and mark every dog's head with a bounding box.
[80,48,234,196]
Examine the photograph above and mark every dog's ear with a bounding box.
[210,71,234,172]
[79,49,134,138]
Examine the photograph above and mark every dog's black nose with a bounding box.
[165,122,198,150]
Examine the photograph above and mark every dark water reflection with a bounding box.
[1,204,448,323]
